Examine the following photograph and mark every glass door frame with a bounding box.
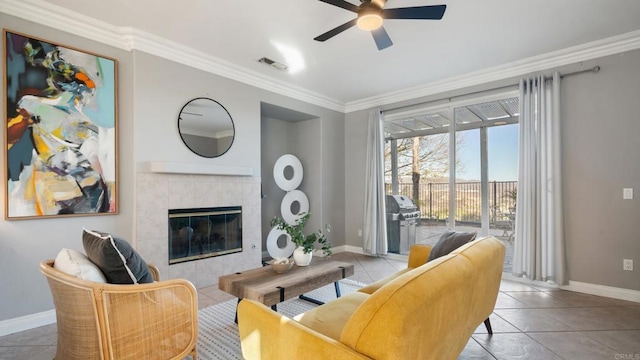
[385,90,519,236]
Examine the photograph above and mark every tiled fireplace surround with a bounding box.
[135,172,262,288]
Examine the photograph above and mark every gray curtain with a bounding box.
[363,109,387,255]
[513,72,567,284]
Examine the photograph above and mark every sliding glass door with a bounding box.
[384,93,519,269]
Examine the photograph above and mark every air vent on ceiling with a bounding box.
[258,57,289,71]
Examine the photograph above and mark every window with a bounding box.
[384,93,519,271]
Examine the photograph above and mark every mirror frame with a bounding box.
[177,97,235,158]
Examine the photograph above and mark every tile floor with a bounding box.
[2,252,639,360]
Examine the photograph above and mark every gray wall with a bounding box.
[344,110,370,247]
[562,50,640,291]
[132,52,262,173]
[344,49,640,291]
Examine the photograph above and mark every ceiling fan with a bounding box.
[314,0,446,50]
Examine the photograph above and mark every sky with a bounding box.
[456,124,519,182]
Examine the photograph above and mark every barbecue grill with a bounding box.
[385,195,421,254]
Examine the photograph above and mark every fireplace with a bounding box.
[168,206,242,264]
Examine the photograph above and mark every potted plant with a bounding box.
[270,213,331,266]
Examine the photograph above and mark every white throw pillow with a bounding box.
[54,248,107,283]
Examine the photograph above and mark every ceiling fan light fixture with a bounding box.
[357,6,383,31]
[357,13,383,30]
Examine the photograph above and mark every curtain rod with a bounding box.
[382,66,601,114]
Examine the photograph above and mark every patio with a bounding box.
[414,223,514,273]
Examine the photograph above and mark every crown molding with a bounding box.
[2,0,639,115]
[345,29,640,113]
[0,0,346,112]
[0,0,127,50]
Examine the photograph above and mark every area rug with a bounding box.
[196,279,364,360]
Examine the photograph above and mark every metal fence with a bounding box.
[385,181,517,225]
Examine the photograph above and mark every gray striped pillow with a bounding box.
[82,229,153,284]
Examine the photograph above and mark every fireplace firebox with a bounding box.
[168,206,242,264]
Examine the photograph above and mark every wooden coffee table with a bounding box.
[218,257,355,322]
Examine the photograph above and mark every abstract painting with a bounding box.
[4,30,117,219]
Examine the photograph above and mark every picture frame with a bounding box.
[4,30,118,219]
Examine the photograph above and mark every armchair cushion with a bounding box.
[54,248,106,283]
[427,229,477,262]
[82,229,153,284]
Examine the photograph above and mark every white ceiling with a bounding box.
[29,0,640,109]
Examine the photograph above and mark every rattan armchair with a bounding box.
[40,260,198,360]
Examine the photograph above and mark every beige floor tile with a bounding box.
[473,333,563,360]
[0,324,57,346]
[528,331,619,360]
[542,289,627,307]
[494,292,528,309]
[359,260,398,273]
[25,346,57,360]
[386,259,408,272]
[348,272,375,284]
[542,307,640,331]
[458,338,495,359]
[580,330,640,354]
[502,291,571,308]
[0,346,56,360]
[493,309,573,332]
[473,313,521,334]
[204,289,236,303]
[363,269,399,281]
[198,293,223,309]
[197,284,222,297]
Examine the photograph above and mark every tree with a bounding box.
[411,137,420,202]
[385,132,467,212]
[385,133,465,182]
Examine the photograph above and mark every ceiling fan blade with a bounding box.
[318,0,359,13]
[382,5,446,20]
[314,19,358,42]
[371,26,393,50]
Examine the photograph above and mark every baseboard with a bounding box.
[340,245,364,255]
[563,281,640,303]
[501,273,560,289]
[0,310,56,337]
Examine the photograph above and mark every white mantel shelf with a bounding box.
[140,161,253,176]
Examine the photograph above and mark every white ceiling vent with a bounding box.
[258,57,289,71]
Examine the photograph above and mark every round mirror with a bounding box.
[178,98,235,158]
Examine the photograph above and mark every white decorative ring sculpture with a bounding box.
[280,190,309,225]
[273,154,303,191]
[266,227,296,259]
